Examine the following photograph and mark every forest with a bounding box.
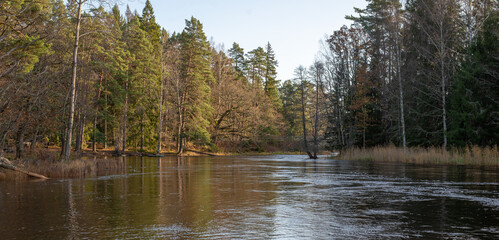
[1,0,498,161]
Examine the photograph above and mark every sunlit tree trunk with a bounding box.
[63,1,83,161]
[157,65,164,154]
[93,70,104,152]
[122,76,128,153]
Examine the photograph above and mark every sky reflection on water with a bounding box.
[0,155,497,239]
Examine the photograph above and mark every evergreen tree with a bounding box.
[448,11,499,147]
[347,0,404,147]
[279,80,302,136]
[228,42,246,81]
[177,17,215,153]
[246,47,266,88]
[264,42,282,108]
[125,16,160,151]
[112,4,125,29]
[140,0,161,44]
[404,0,462,147]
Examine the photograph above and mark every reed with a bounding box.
[0,149,124,181]
[340,145,499,166]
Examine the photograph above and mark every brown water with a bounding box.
[0,155,498,239]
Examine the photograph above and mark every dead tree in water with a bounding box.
[0,157,49,180]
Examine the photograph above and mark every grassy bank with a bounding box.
[340,145,499,166]
[0,149,125,181]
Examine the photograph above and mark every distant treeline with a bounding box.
[0,0,497,160]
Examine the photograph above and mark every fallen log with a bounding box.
[0,157,49,180]
[184,149,218,156]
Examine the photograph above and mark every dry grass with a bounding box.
[0,149,125,181]
[340,145,499,166]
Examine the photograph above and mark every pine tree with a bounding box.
[264,42,282,108]
[0,0,52,158]
[347,0,405,148]
[112,4,125,29]
[228,42,246,81]
[140,0,161,44]
[246,47,266,88]
[177,17,215,153]
[279,80,302,136]
[448,11,499,147]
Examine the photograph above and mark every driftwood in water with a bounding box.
[184,149,218,156]
[0,157,49,180]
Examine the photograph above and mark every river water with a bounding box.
[0,155,498,239]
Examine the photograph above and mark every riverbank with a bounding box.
[0,148,307,181]
[339,145,499,166]
[0,149,126,181]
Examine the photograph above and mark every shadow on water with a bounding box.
[0,155,497,239]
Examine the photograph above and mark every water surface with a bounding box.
[0,155,498,239]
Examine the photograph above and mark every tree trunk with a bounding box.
[177,110,184,154]
[63,1,83,161]
[104,94,108,149]
[15,124,25,160]
[30,127,40,152]
[301,81,313,159]
[93,70,104,152]
[92,115,97,152]
[177,87,184,154]
[313,73,320,159]
[0,130,8,157]
[157,69,164,154]
[74,113,82,153]
[140,116,144,152]
[395,8,407,151]
[1,157,49,180]
[440,20,448,148]
[75,112,85,153]
[122,78,128,153]
[114,125,121,153]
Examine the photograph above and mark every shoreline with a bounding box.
[2,146,497,181]
[338,145,498,167]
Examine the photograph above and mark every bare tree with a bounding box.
[309,61,325,158]
[294,66,314,158]
[62,0,85,160]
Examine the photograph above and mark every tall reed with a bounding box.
[0,149,125,181]
[340,145,498,166]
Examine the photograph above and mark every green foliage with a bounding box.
[279,80,303,136]
[263,42,282,109]
[179,17,215,144]
[228,42,246,81]
[140,0,161,44]
[448,11,499,147]
[125,16,161,149]
[0,0,51,75]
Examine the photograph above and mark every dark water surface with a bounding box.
[0,155,498,239]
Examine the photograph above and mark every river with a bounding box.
[0,155,498,239]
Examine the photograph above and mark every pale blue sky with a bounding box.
[120,0,367,80]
